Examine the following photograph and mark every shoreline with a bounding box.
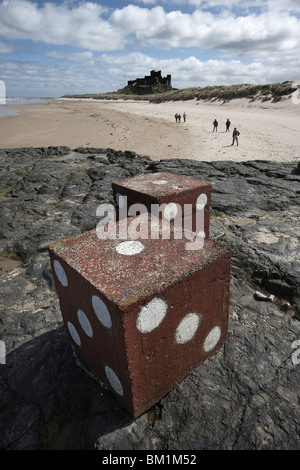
[0,97,299,162]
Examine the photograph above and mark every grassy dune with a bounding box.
[62,81,297,103]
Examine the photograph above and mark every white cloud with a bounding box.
[134,0,157,4]
[263,0,300,13]
[110,5,300,60]
[136,0,300,12]
[110,5,167,38]
[0,0,299,58]
[0,58,102,96]
[46,51,95,65]
[0,0,122,51]
[0,41,21,54]
[187,0,265,9]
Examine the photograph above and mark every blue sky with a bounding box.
[0,0,300,97]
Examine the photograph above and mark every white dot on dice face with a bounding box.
[116,240,145,255]
[137,297,168,333]
[164,202,178,220]
[204,326,221,352]
[196,193,208,210]
[67,321,81,346]
[175,313,200,344]
[54,259,68,287]
[92,295,112,328]
[105,365,123,396]
[116,193,125,208]
[152,179,168,185]
[77,309,93,338]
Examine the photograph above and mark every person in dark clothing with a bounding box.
[213,119,218,132]
[226,119,231,132]
[231,127,240,146]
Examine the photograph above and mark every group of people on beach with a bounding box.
[213,118,240,146]
[175,112,187,123]
[173,112,240,146]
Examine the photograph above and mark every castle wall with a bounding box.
[128,70,171,87]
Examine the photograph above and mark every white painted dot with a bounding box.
[175,313,200,344]
[164,202,178,220]
[116,193,125,209]
[152,179,168,185]
[77,309,93,338]
[67,321,81,346]
[204,326,221,352]
[196,193,208,210]
[116,240,145,255]
[54,259,68,287]
[92,295,112,328]
[137,297,168,333]
[105,365,123,396]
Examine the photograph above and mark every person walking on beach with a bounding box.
[231,127,240,146]
[183,112,187,122]
[226,119,231,132]
[178,114,181,122]
[213,119,218,132]
[175,113,178,123]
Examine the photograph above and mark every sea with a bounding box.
[0,97,45,119]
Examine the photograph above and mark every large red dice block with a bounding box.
[48,217,231,418]
[112,172,211,240]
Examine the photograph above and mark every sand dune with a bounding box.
[0,96,299,163]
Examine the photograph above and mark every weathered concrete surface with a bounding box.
[0,147,300,449]
[49,224,231,418]
[112,171,211,238]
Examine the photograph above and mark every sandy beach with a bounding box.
[0,96,299,162]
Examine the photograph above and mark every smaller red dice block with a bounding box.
[112,172,211,240]
[49,218,231,418]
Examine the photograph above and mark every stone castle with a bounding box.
[128,70,172,87]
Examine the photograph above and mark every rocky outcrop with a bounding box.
[0,147,299,450]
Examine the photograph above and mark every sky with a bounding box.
[0,0,300,97]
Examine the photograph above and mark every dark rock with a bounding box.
[0,147,299,450]
[73,147,107,154]
[87,155,108,164]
